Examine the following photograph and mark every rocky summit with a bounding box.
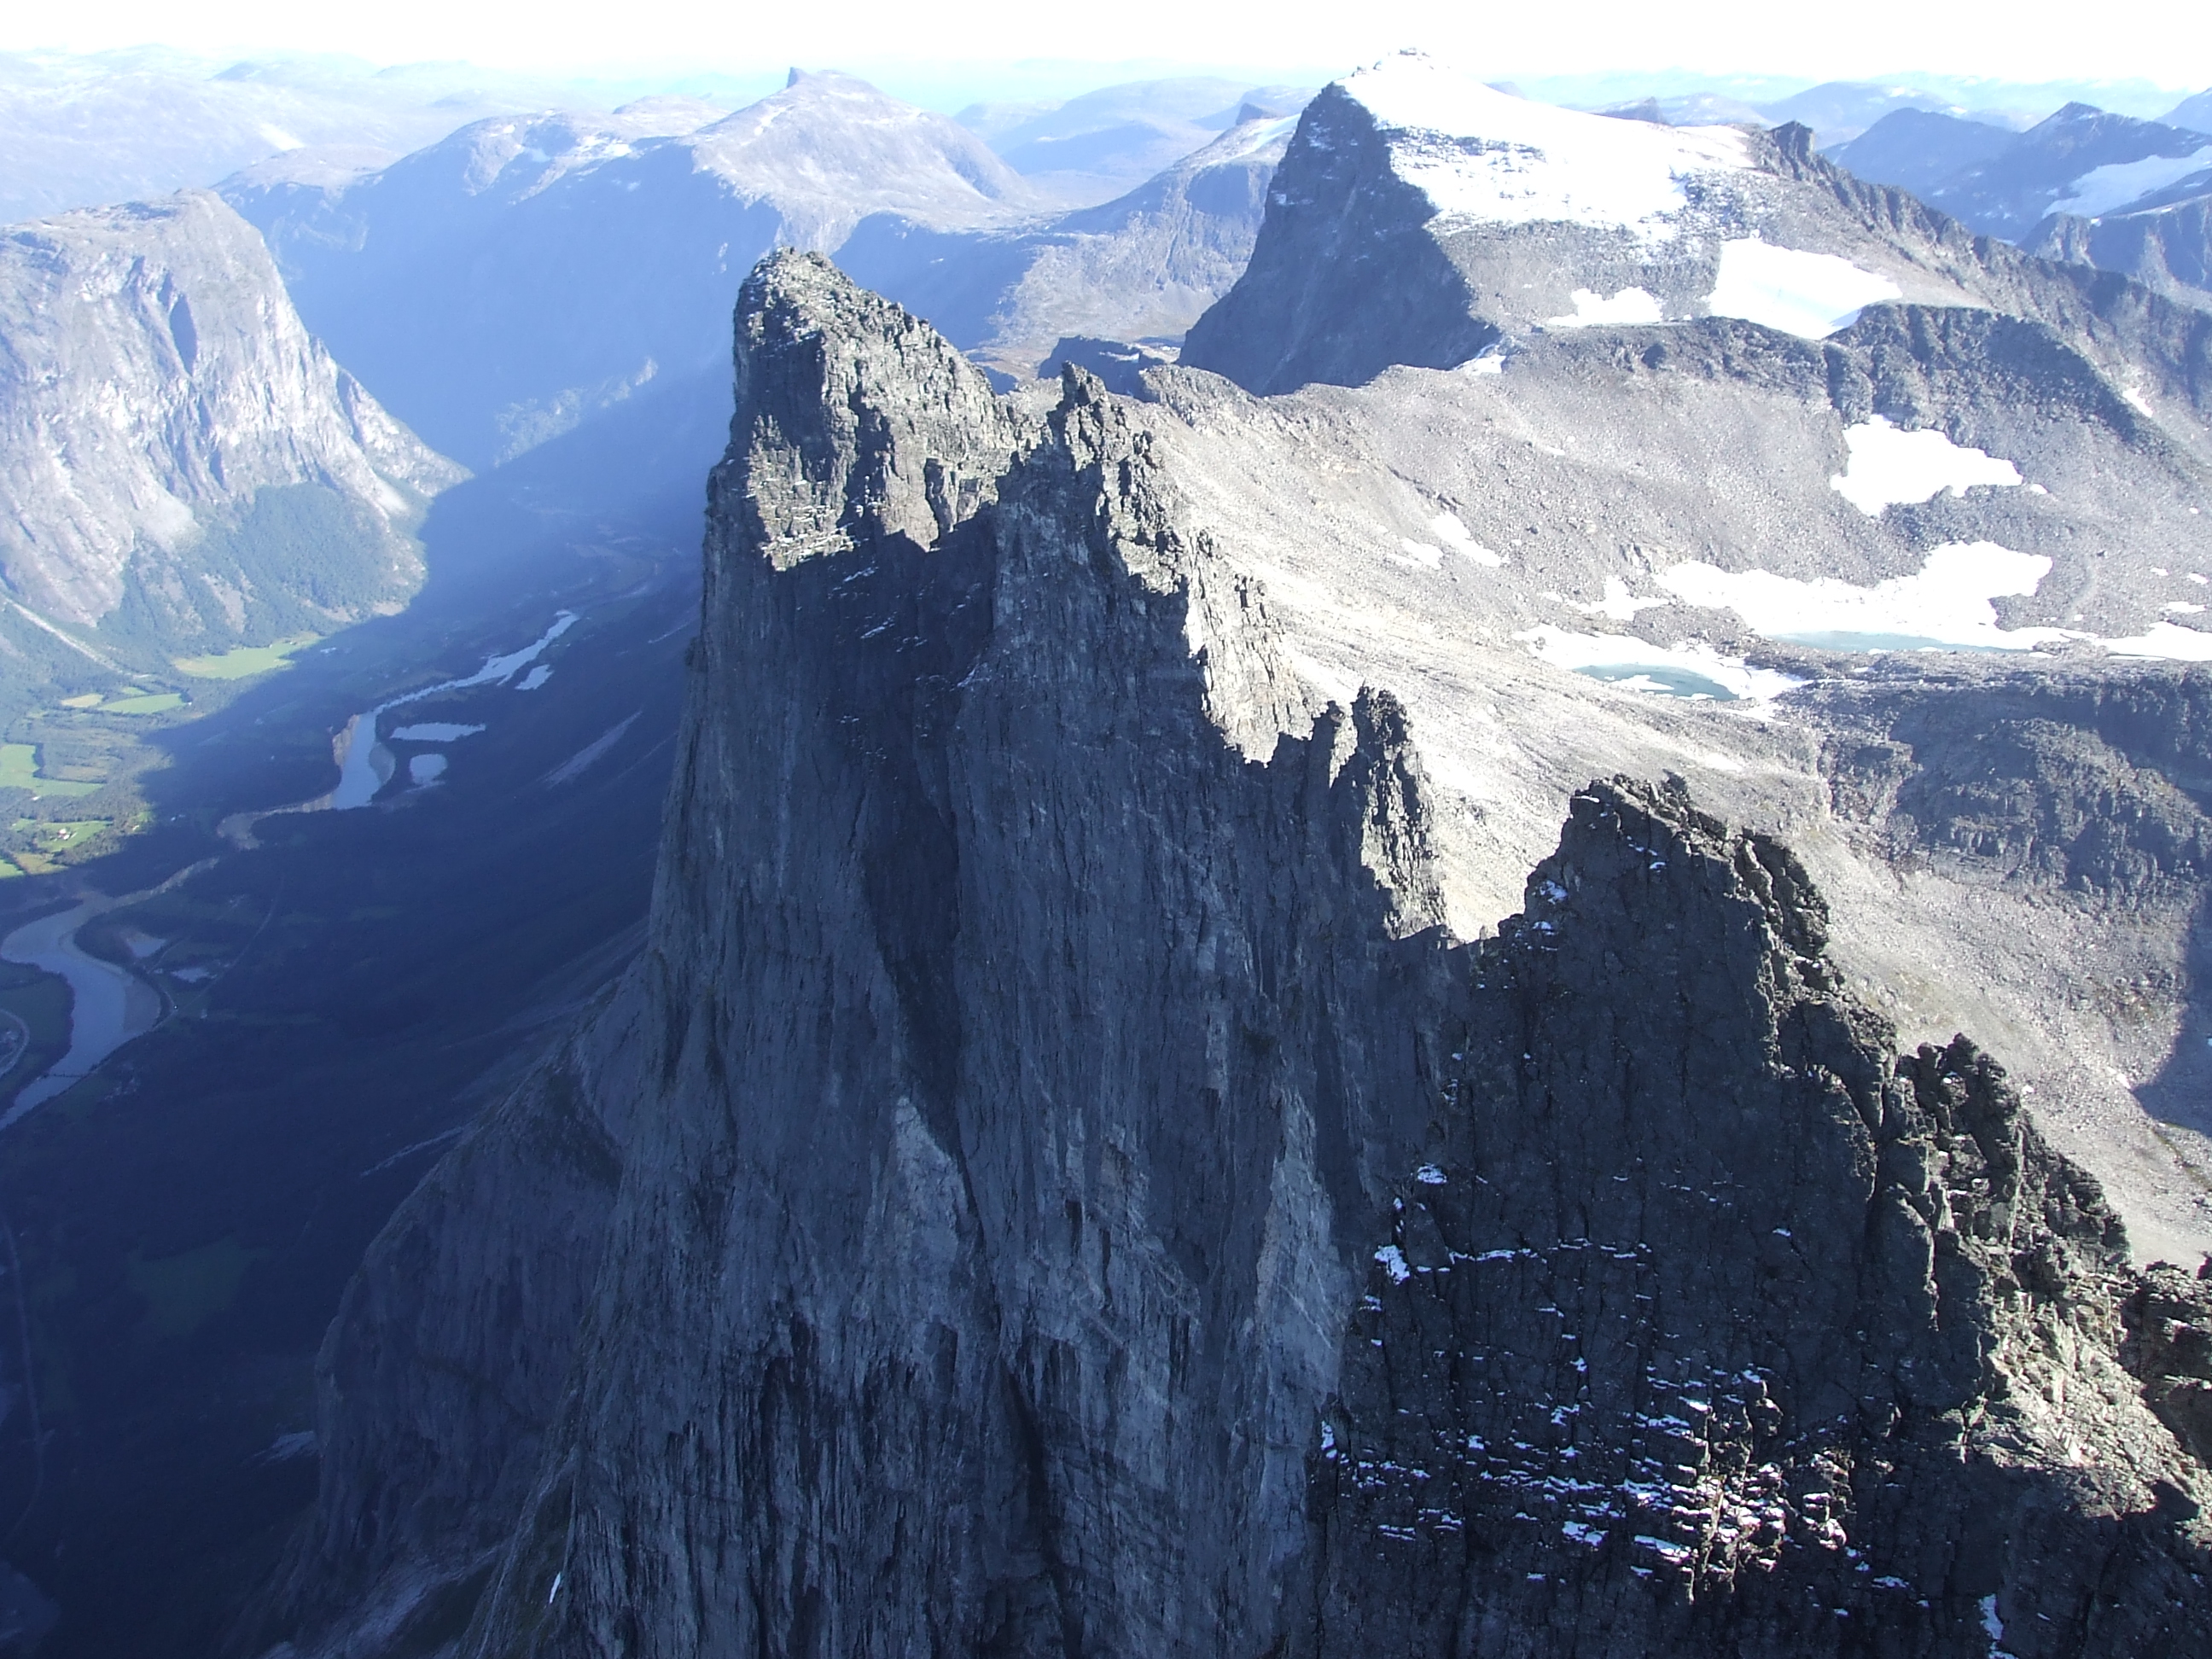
[241,243,2212,1657]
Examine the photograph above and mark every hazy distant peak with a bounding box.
[608,93,732,131]
[220,143,399,193]
[685,71,1040,233]
[2168,89,2212,134]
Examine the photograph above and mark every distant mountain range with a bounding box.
[223,71,1302,467]
[1830,101,2212,309]
[0,49,623,224]
[955,74,1313,201]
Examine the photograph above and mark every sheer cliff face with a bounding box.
[0,189,457,636]
[259,253,2212,1658]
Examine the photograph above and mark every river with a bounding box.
[0,895,163,1129]
[221,610,578,847]
[3,614,584,1115]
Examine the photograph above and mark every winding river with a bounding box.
[1,614,580,1124]
[222,610,577,847]
[0,895,162,1129]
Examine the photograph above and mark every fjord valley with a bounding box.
[3,34,2212,1659]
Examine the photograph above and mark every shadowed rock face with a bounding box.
[249,255,2212,1658]
[1303,778,2212,1656]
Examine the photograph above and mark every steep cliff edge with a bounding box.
[253,256,2212,1657]
[0,189,458,649]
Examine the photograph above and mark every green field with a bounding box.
[100,693,184,714]
[0,742,102,798]
[14,818,111,852]
[0,958,74,1090]
[173,635,320,680]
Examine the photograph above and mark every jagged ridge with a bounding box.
[249,257,2212,1659]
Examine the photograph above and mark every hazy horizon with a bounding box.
[0,39,2203,122]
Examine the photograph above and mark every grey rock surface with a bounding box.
[2030,200,2212,314]
[253,253,2212,1659]
[1305,779,2211,1656]
[0,188,457,642]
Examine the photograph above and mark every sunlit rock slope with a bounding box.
[0,188,456,656]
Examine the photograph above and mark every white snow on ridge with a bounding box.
[1830,417,2023,515]
[2051,147,2212,219]
[1657,543,2061,650]
[1706,239,1901,339]
[1649,545,2212,662]
[1547,287,1663,328]
[1342,53,1747,241]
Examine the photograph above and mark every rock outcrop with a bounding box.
[1306,779,2212,1656]
[249,253,2212,1658]
[0,188,457,643]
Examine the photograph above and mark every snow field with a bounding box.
[1704,239,1901,339]
[1346,52,1746,242]
[1829,417,2023,515]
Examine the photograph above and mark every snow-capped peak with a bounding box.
[1339,51,1750,241]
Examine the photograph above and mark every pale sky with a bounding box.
[6,0,2209,93]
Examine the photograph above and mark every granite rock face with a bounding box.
[0,189,457,639]
[1304,778,2212,1656]
[253,254,2212,1658]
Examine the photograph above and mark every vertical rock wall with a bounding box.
[253,256,2212,1659]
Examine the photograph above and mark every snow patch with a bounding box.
[1430,511,1506,567]
[1575,575,1671,621]
[408,753,447,786]
[517,664,553,690]
[1706,239,1901,338]
[2101,621,2212,661]
[1343,53,1747,242]
[1830,416,2022,515]
[1375,1243,1412,1283]
[389,722,486,742]
[2051,147,2212,218]
[1547,287,1663,328]
[1656,543,2064,650]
